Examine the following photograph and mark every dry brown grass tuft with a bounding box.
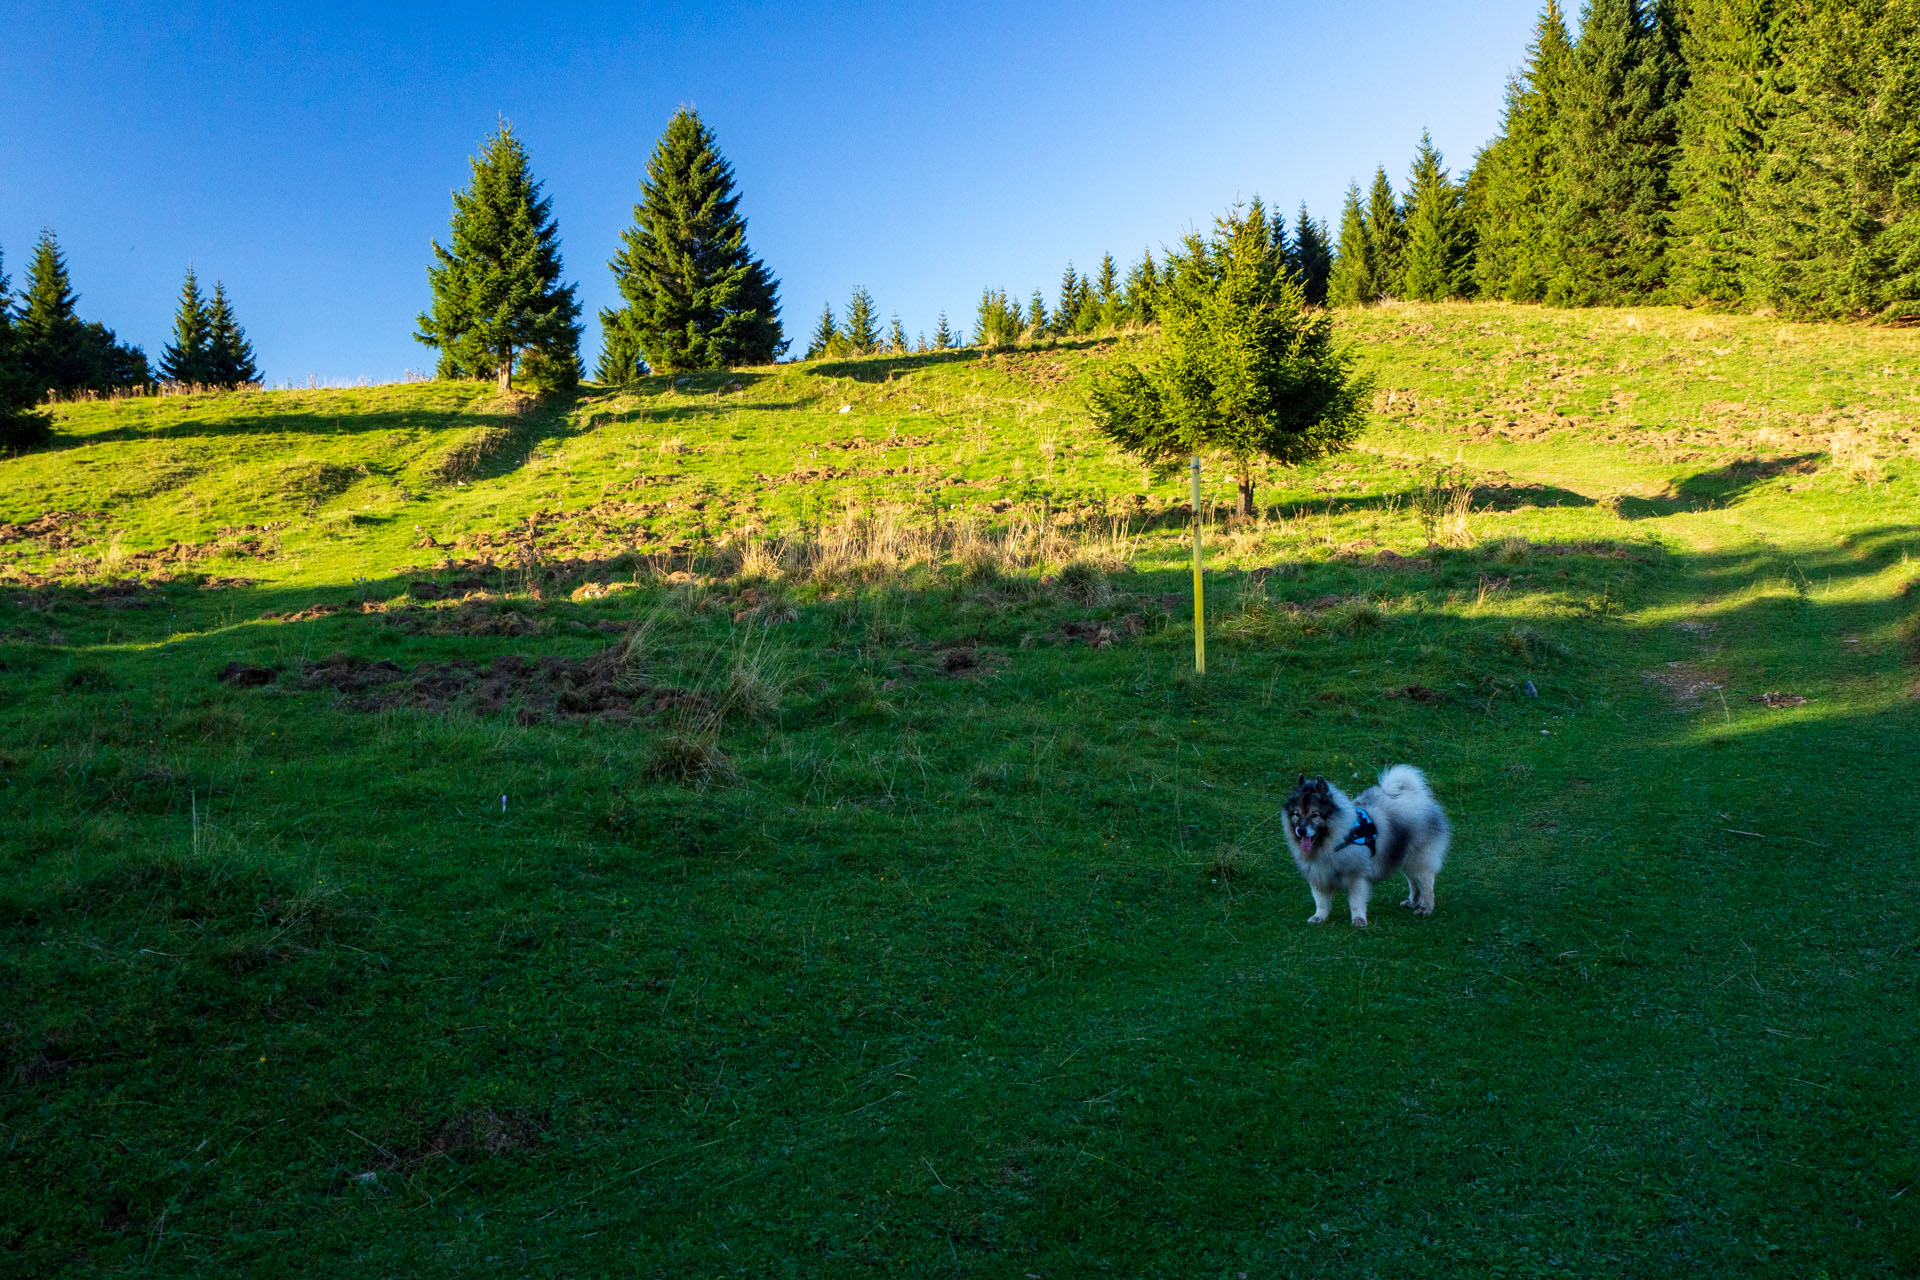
[1412,466,1476,548]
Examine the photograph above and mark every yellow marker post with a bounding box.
[1190,455,1205,675]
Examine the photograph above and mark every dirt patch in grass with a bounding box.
[86,583,158,609]
[1052,614,1145,648]
[292,648,693,721]
[432,425,514,482]
[262,602,349,623]
[218,662,278,687]
[1750,691,1812,708]
[1645,660,1727,707]
[0,511,103,548]
[1384,684,1444,703]
[823,434,935,451]
[384,600,550,637]
[389,1108,542,1167]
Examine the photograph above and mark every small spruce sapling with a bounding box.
[1088,204,1371,517]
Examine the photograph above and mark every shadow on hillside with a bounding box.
[1672,454,1825,502]
[7,508,1919,1278]
[803,350,987,383]
[1258,479,1599,522]
[588,370,778,397]
[801,336,1130,385]
[41,394,584,452]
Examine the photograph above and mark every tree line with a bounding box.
[1331,0,1920,319]
[0,230,260,447]
[799,205,1332,361]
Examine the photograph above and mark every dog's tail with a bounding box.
[1376,764,1433,799]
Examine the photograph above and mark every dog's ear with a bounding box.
[1296,772,1306,787]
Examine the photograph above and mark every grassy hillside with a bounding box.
[3,303,1917,1276]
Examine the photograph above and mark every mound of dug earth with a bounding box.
[296,649,694,723]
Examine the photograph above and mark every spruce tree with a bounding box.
[1027,289,1050,336]
[1054,264,1081,335]
[203,282,260,387]
[1328,183,1375,305]
[844,286,881,355]
[974,288,1022,346]
[1667,0,1777,305]
[1546,0,1682,304]
[1746,0,1920,319]
[1088,205,1370,518]
[160,267,211,385]
[603,109,785,372]
[1123,250,1159,325]
[416,122,582,391]
[1093,253,1122,327]
[79,324,152,392]
[1268,210,1294,269]
[15,230,88,397]
[1401,131,1474,300]
[1364,168,1406,298]
[1470,2,1574,301]
[1291,204,1333,306]
[0,248,50,448]
[804,304,846,360]
[596,316,648,383]
[933,312,956,350]
[888,314,908,355]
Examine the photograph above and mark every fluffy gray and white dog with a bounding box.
[1282,765,1451,927]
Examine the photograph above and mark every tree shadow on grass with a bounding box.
[4,515,1919,1275]
[803,349,987,383]
[39,394,583,451]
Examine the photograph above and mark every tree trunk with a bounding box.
[1237,474,1255,518]
[497,353,512,392]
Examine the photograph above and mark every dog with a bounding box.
[1282,765,1450,927]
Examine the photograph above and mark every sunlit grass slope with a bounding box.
[2,304,1917,1276]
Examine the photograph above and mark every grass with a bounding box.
[2,303,1918,1276]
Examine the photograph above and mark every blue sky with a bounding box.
[1,1,1540,384]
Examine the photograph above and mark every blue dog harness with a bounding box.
[1336,808,1378,853]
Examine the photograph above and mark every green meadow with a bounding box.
[3,303,1917,1276]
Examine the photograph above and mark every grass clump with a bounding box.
[1053,558,1110,604]
[1412,464,1476,548]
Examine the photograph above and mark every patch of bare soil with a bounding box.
[822,434,935,451]
[374,1109,543,1171]
[1384,684,1443,703]
[262,602,348,623]
[1750,691,1811,708]
[218,662,278,687]
[883,645,1010,682]
[0,511,103,548]
[1054,614,1145,648]
[1645,661,1727,707]
[292,648,690,722]
[384,600,549,637]
[86,583,158,609]
[115,524,288,575]
[983,350,1073,388]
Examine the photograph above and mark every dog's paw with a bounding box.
[1413,903,1433,916]
[1351,916,1369,928]
[1400,896,1416,908]
[1307,912,1329,924]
